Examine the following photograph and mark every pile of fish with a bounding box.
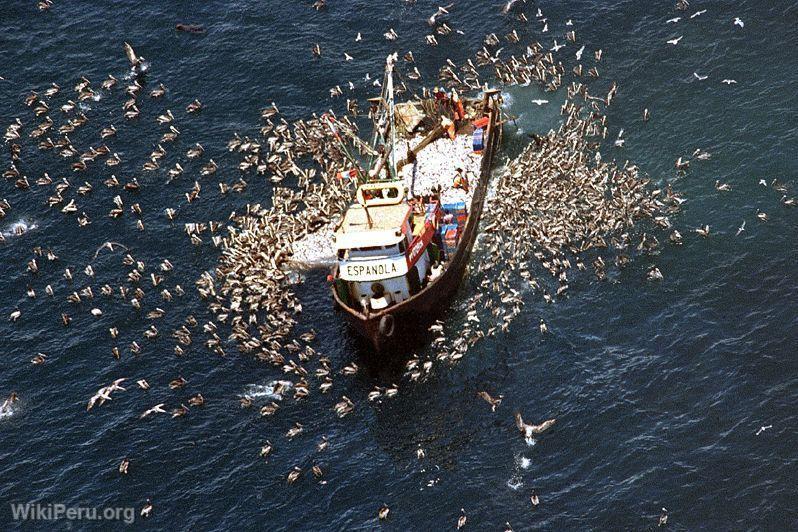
[397,133,481,205]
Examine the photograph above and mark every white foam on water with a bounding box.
[2,219,37,238]
[241,380,293,401]
[0,401,17,420]
[525,436,537,447]
[519,456,532,470]
[506,475,524,491]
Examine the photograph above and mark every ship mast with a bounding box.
[368,53,399,182]
[385,53,398,179]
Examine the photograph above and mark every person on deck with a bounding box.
[441,116,456,140]
[453,167,469,193]
[451,89,466,123]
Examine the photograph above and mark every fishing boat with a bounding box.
[330,54,503,351]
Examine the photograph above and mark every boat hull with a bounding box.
[332,93,503,352]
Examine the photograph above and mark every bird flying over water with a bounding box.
[478,391,502,411]
[515,413,556,441]
[735,221,746,236]
[502,0,525,14]
[428,4,453,26]
[667,36,683,45]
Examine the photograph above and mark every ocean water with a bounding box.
[1,0,797,530]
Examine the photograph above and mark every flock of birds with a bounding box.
[1,0,792,527]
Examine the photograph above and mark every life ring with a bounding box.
[379,314,395,337]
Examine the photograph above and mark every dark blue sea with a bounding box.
[0,0,796,529]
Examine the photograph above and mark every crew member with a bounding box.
[451,89,466,123]
[441,116,456,140]
[453,167,469,193]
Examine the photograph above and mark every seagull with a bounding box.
[428,4,453,26]
[378,505,390,520]
[355,32,362,42]
[666,17,681,23]
[695,225,710,237]
[755,424,772,436]
[734,17,744,28]
[735,221,746,236]
[477,391,503,412]
[87,389,113,411]
[1,392,18,414]
[123,42,140,68]
[575,45,585,60]
[647,267,664,281]
[502,0,524,14]
[690,9,707,19]
[667,36,683,45]
[457,510,467,529]
[140,403,167,419]
[343,53,353,61]
[515,413,556,444]
[658,508,668,527]
[531,99,549,106]
[693,72,708,81]
[721,79,737,85]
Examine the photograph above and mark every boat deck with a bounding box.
[396,130,482,207]
[339,203,409,233]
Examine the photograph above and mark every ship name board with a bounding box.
[341,258,408,281]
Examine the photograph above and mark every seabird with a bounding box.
[477,390,503,411]
[428,4,453,26]
[139,403,167,418]
[515,412,556,443]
